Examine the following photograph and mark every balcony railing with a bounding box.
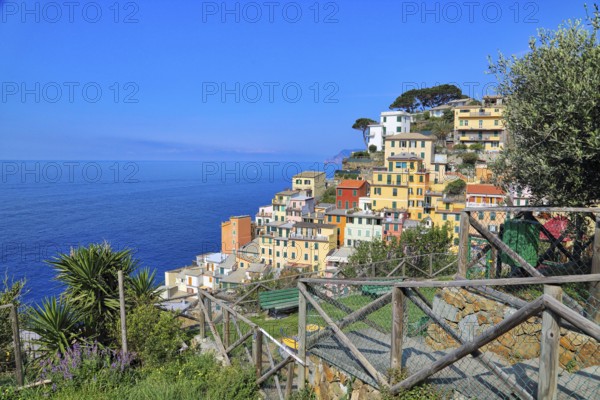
[289,233,329,241]
[466,201,500,208]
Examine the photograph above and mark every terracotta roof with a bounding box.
[466,184,504,196]
[337,180,367,190]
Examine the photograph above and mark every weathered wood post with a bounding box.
[285,362,294,397]
[391,286,404,374]
[458,211,470,277]
[539,285,562,400]
[298,281,308,390]
[9,305,23,386]
[428,253,434,277]
[118,270,128,356]
[590,214,600,323]
[253,328,263,380]
[223,310,230,349]
[197,290,205,338]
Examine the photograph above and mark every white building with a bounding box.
[367,110,412,151]
[344,211,383,247]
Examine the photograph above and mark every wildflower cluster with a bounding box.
[38,343,135,389]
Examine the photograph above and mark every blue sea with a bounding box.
[0,161,334,304]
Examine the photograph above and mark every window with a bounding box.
[445,203,450,210]
[455,214,460,221]
[276,251,280,257]
[391,141,396,148]
[337,189,342,196]
[373,200,377,206]
[378,174,382,182]
[479,120,483,128]
[337,200,341,207]
[392,188,397,196]
[418,213,422,219]
[490,212,496,220]
[358,217,363,224]
[397,116,402,122]
[421,141,425,148]
[435,164,439,171]
[400,141,407,147]
[315,243,319,249]
[345,201,349,209]
[383,116,387,122]
[336,216,340,223]
[352,189,357,196]
[443,214,447,221]
[417,188,423,195]
[396,127,401,132]
[261,248,265,254]
[392,201,397,209]
[353,202,357,208]
[494,120,499,126]
[291,252,296,259]
[419,176,424,183]
[421,152,425,159]
[409,176,414,182]
[478,211,484,219]
[314,255,318,261]
[455,227,459,234]
[304,254,308,261]
[305,242,308,248]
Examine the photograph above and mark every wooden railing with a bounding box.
[297,274,600,400]
[193,290,305,400]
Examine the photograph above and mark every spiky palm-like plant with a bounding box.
[47,242,137,344]
[128,268,163,305]
[28,297,81,356]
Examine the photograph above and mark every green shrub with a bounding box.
[119,304,183,366]
[369,144,377,153]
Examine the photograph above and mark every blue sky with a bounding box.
[0,0,591,161]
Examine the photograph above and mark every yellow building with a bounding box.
[271,190,299,222]
[454,96,506,152]
[257,221,336,274]
[292,171,326,199]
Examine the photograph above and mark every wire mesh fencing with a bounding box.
[461,208,598,280]
[298,275,600,400]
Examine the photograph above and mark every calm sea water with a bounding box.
[0,161,333,304]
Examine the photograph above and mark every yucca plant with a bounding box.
[128,268,163,306]
[28,297,82,356]
[47,242,137,344]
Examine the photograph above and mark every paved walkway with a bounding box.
[309,328,600,399]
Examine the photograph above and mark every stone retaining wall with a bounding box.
[425,288,600,371]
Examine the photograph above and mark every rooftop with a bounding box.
[337,180,367,190]
[387,152,423,161]
[467,184,505,196]
[294,222,337,229]
[294,171,325,178]
[385,132,436,141]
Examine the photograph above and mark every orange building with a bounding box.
[221,215,252,254]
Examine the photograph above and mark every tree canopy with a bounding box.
[390,84,465,112]
[491,7,600,206]
[352,118,377,148]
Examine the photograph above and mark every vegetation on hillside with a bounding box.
[491,5,600,206]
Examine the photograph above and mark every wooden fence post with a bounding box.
[9,305,23,386]
[223,310,230,349]
[539,285,562,400]
[391,286,404,373]
[458,211,470,277]
[590,214,600,323]
[285,362,294,398]
[197,290,205,338]
[298,282,308,390]
[428,254,434,277]
[253,328,263,380]
[118,270,128,356]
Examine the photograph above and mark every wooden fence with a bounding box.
[297,274,600,399]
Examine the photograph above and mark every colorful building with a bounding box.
[325,208,349,247]
[466,184,505,208]
[344,211,383,247]
[336,179,369,210]
[454,96,507,152]
[221,215,253,254]
[272,190,300,222]
[292,171,326,199]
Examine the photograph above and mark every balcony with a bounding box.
[466,202,500,208]
[469,112,492,117]
[288,233,329,241]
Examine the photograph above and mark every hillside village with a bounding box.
[162,94,527,300]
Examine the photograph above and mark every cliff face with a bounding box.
[325,149,362,166]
